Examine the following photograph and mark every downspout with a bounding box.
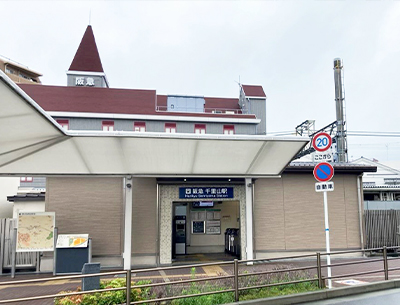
[357,174,365,255]
[156,183,160,266]
[252,179,256,259]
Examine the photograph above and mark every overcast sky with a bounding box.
[1,0,399,163]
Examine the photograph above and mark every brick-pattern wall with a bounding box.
[46,177,123,256]
[131,178,157,255]
[254,173,361,252]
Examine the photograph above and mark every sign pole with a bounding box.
[312,132,334,289]
[323,190,332,289]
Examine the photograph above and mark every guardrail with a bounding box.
[1,246,400,304]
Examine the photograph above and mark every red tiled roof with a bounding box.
[242,85,266,97]
[19,84,156,115]
[204,97,240,111]
[69,25,104,73]
[18,84,256,119]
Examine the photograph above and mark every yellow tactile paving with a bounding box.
[194,254,228,276]
[201,265,227,276]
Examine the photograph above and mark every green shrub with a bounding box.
[54,278,152,305]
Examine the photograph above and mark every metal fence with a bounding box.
[364,210,400,248]
[1,246,400,304]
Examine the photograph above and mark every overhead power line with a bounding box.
[267,131,400,137]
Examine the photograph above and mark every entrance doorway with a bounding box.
[172,201,240,263]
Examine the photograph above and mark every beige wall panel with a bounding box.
[46,177,123,256]
[131,178,157,254]
[255,173,361,252]
[343,175,361,248]
[325,176,348,249]
[283,174,326,250]
[254,178,285,250]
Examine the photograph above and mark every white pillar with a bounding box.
[124,177,133,270]
[245,178,253,262]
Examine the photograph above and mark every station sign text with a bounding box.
[179,187,234,199]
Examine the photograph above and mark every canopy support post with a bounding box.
[123,176,133,270]
[245,178,254,264]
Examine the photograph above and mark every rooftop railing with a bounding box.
[156,106,244,115]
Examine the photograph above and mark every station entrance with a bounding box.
[159,183,247,265]
[172,201,240,263]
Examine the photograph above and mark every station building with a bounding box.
[1,26,376,270]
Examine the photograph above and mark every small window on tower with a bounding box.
[194,124,206,134]
[56,119,69,130]
[223,125,235,135]
[102,121,114,131]
[20,177,33,182]
[134,122,146,132]
[165,123,177,133]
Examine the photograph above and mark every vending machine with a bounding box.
[174,216,186,255]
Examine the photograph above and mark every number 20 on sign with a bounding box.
[312,132,332,152]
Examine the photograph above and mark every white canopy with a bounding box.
[0,71,309,177]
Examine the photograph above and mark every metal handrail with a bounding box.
[325,268,384,281]
[0,270,125,286]
[129,273,235,289]
[131,259,233,274]
[320,257,384,269]
[238,277,319,292]
[238,264,318,279]
[239,252,318,264]
[0,246,399,304]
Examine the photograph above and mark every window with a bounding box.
[194,124,206,134]
[102,121,114,131]
[223,125,235,135]
[165,123,176,133]
[20,177,33,182]
[56,119,69,130]
[134,122,146,132]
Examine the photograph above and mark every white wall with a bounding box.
[0,177,19,218]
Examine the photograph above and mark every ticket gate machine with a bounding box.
[174,216,186,255]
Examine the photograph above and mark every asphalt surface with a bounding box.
[1,254,400,304]
[304,287,400,305]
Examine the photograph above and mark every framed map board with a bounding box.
[17,212,55,252]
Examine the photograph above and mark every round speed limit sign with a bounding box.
[312,132,332,152]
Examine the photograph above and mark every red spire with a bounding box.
[69,25,104,73]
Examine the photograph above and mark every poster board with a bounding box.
[17,212,55,252]
[192,221,205,234]
[191,208,222,235]
[206,220,221,234]
[56,234,89,248]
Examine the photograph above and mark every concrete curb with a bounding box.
[226,279,400,305]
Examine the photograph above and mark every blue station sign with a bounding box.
[179,187,234,199]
